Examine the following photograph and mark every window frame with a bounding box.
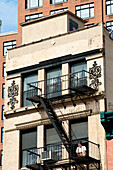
[106,0,113,15]
[1,105,4,121]
[25,13,43,22]
[3,62,6,77]
[3,40,16,57]
[76,3,94,19]
[50,8,68,15]
[106,20,113,30]
[2,84,5,99]
[25,0,43,9]
[1,127,4,144]
[0,150,3,166]
[50,0,68,5]
[22,72,38,107]
[20,128,37,168]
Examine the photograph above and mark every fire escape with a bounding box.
[25,70,100,170]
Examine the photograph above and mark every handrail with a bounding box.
[26,70,88,86]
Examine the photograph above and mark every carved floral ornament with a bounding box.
[7,80,19,110]
[89,61,102,90]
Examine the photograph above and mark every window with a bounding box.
[3,40,16,57]
[70,119,88,156]
[50,8,68,15]
[2,84,5,99]
[1,128,4,143]
[25,0,42,9]
[1,150,3,166]
[69,19,78,31]
[46,67,62,98]
[70,121,88,141]
[50,0,67,5]
[76,3,94,19]
[70,62,87,88]
[25,13,43,22]
[23,73,38,107]
[21,128,37,167]
[2,105,4,120]
[106,21,113,30]
[3,62,6,77]
[46,127,62,160]
[106,0,113,15]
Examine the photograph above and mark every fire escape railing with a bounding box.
[23,140,100,169]
[24,70,99,169]
[24,70,94,101]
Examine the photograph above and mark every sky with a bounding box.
[0,0,18,33]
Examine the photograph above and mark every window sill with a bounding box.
[106,14,113,17]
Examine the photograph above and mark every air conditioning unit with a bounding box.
[40,150,58,161]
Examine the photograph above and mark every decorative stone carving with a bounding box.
[89,61,102,90]
[7,80,19,110]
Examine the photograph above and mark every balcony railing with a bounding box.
[22,140,100,169]
[24,70,96,104]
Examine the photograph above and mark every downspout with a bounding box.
[102,0,104,23]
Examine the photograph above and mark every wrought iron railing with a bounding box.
[24,70,89,103]
[22,140,100,168]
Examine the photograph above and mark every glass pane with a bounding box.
[71,122,88,140]
[107,6,111,15]
[30,0,38,8]
[2,105,4,120]
[76,6,80,10]
[106,22,110,26]
[76,11,80,17]
[39,0,43,7]
[81,4,89,9]
[90,3,94,7]
[47,67,62,98]
[22,130,37,150]
[90,8,94,17]
[106,1,110,5]
[81,9,89,19]
[46,128,61,144]
[111,4,113,13]
[23,73,38,107]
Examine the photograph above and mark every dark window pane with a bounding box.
[46,67,62,98]
[69,19,78,31]
[2,105,4,120]
[71,122,88,140]
[21,128,37,167]
[1,128,4,143]
[23,73,38,107]
[1,150,3,166]
[46,128,61,144]
[2,84,5,99]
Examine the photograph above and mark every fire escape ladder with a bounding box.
[38,96,72,158]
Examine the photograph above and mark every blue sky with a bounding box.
[0,0,18,33]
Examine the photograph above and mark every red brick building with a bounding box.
[1,0,113,169]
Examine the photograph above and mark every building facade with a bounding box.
[3,11,113,170]
[1,0,113,169]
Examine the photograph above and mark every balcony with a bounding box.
[24,70,96,105]
[23,140,100,169]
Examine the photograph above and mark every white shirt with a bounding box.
[76,146,86,156]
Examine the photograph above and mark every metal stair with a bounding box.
[38,96,72,158]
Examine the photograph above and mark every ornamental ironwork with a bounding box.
[7,80,19,110]
[89,61,102,90]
